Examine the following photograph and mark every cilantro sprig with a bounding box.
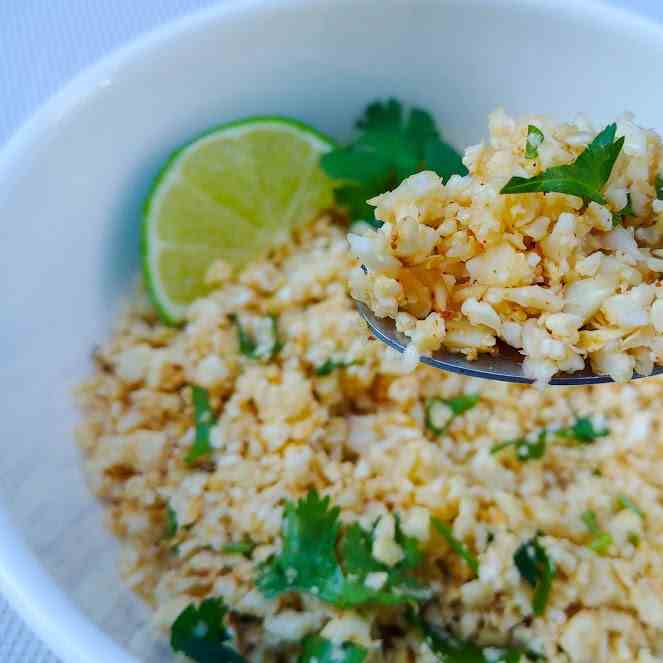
[222,537,256,557]
[581,510,613,555]
[513,535,556,616]
[170,598,246,663]
[492,416,609,462]
[501,123,624,204]
[298,636,366,663]
[555,416,609,444]
[185,386,216,464]
[431,517,479,575]
[411,611,530,662]
[616,494,645,520]
[314,358,360,376]
[491,431,547,461]
[525,125,544,160]
[257,490,428,607]
[164,502,178,539]
[656,174,663,200]
[425,394,480,436]
[231,314,283,360]
[320,99,467,225]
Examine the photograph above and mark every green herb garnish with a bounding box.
[491,431,547,461]
[340,517,426,602]
[501,123,624,204]
[164,502,178,539]
[616,494,645,520]
[493,417,608,461]
[320,99,467,225]
[425,394,480,436]
[655,174,663,200]
[231,314,283,360]
[185,386,216,464]
[170,597,246,663]
[431,517,479,575]
[257,490,342,602]
[514,535,556,616]
[611,193,634,226]
[314,358,359,376]
[627,532,641,547]
[222,537,256,557]
[555,416,609,444]
[256,490,427,607]
[525,125,544,160]
[411,611,529,662]
[298,635,367,663]
[581,510,613,555]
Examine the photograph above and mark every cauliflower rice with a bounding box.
[349,110,663,385]
[76,212,663,662]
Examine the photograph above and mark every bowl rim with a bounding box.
[1,0,663,661]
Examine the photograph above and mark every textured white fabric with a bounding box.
[0,593,58,662]
[0,0,660,661]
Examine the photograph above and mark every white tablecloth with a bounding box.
[0,0,660,660]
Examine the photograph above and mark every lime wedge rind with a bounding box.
[141,116,336,325]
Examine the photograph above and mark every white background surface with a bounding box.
[0,0,661,660]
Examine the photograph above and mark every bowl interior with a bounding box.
[2,1,663,661]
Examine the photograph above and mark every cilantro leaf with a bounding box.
[257,490,343,601]
[525,125,544,160]
[555,416,609,444]
[185,386,215,464]
[616,494,645,520]
[337,523,382,582]
[491,430,547,461]
[411,611,527,662]
[446,394,481,416]
[338,518,427,604]
[222,537,256,557]
[357,98,403,131]
[423,137,468,184]
[492,417,607,461]
[164,502,178,539]
[257,491,427,607]
[513,536,556,616]
[612,193,634,226]
[298,636,366,663]
[231,314,283,360]
[627,532,641,547]
[170,598,246,663]
[394,515,425,570]
[431,517,479,575]
[355,129,420,182]
[314,358,359,376]
[425,394,480,436]
[334,184,383,228]
[581,510,613,555]
[321,99,467,224]
[501,123,624,204]
[656,174,663,200]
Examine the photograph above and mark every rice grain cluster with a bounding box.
[77,215,663,662]
[349,111,663,385]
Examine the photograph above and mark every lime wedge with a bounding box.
[141,117,336,324]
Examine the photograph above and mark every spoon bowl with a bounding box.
[357,302,663,385]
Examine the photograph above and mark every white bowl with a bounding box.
[2,0,663,661]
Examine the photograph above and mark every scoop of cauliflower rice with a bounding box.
[349,110,663,385]
[77,216,663,662]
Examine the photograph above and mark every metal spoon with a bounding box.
[356,302,663,385]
